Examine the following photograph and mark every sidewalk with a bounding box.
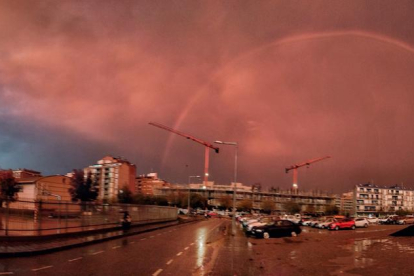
[0,217,201,257]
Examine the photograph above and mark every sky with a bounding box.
[1,0,414,193]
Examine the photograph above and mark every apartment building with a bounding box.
[354,183,414,216]
[335,192,354,215]
[84,156,136,202]
[136,173,170,195]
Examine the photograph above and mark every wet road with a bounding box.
[249,224,414,276]
[0,218,254,275]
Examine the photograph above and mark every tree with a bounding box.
[118,186,133,203]
[0,170,20,208]
[166,192,180,207]
[190,193,207,209]
[219,195,232,210]
[154,196,169,206]
[261,199,275,214]
[305,204,316,214]
[396,209,410,216]
[69,170,99,203]
[325,204,339,215]
[238,198,253,211]
[283,201,301,214]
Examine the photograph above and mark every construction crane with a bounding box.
[149,122,219,185]
[285,156,331,190]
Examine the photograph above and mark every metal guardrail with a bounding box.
[0,200,177,236]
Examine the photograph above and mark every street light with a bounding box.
[214,140,238,235]
[188,175,201,214]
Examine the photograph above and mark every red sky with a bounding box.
[1,0,414,193]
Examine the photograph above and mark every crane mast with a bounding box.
[149,122,219,184]
[285,156,331,191]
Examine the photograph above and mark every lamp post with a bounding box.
[188,175,201,214]
[214,140,238,235]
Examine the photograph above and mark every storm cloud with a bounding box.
[1,0,414,193]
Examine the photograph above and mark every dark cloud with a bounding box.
[1,0,414,192]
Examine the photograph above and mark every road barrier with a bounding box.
[0,200,177,236]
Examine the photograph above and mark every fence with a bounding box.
[0,199,177,236]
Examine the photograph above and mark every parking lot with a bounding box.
[248,224,414,276]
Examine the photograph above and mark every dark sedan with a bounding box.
[251,220,302,239]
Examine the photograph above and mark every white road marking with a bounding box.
[0,272,14,275]
[150,236,155,238]
[190,243,194,246]
[140,238,146,240]
[153,268,163,276]
[91,250,104,255]
[68,257,83,262]
[130,241,135,244]
[184,247,189,250]
[112,246,121,249]
[32,266,53,272]
[166,259,173,265]
[157,233,161,236]
[176,252,183,256]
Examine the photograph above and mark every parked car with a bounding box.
[246,217,275,234]
[379,215,399,225]
[367,217,379,224]
[242,217,260,228]
[206,211,218,218]
[328,218,356,230]
[285,215,301,225]
[309,218,321,227]
[251,220,302,239]
[300,216,312,226]
[301,219,313,226]
[354,218,369,228]
[317,218,336,229]
[397,215,414,225]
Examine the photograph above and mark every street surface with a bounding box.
[0,218,256,276]
[249,224,414,276]
[1,220,413,275]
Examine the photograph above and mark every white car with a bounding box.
[354,218,369,228]
[243,218,259,228]
[317,218,336,229]
[285,215,301,225]
[367,217,379,224]
[246,217,274,233]
[301,220,313,226]
[397,215,414,225]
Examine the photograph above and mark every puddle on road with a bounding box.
[330,237,414,275]
[351,238,414,255]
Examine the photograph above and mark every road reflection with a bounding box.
[196,226,207,271]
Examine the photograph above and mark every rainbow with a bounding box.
[161,30,414,168]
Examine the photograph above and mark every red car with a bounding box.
[328,218,356,230]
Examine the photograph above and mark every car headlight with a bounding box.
[256,229,263,232]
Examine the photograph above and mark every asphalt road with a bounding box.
[0,218,256,276]
[249,224,414,276]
